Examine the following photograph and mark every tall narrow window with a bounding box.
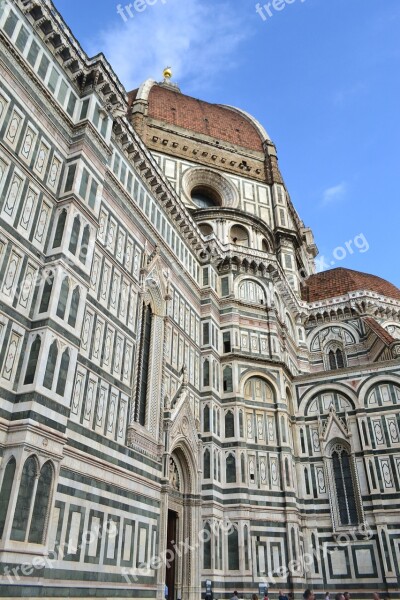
[281,416,287,443]
[241,454,246,483]
[24,336,41,385]
[203,522,212,569]
[226,454,236,484]
[28,462,53,544]
[68,287,80,327]
[136,303,152,426]
[69,216,81,255]
[10,456,37,541]
[328,348,346,370]
[244,525,249,570]
[0,458,16,538]
[225,411,235,438]
[80,225,90,265]
[56,350,70,396]
[204,449,211,479]
[285,458,291,487]
[369,462,377,491]
[43,341,58,390]
[39,271,54,313]
[203,406,210,433]
[332,446,359,526]
[52,209,67,248]
[203,359,210,387]
[300,429,306,454]
[223,367,233,393]
[228,526,239,570]
[329,350,337,370]
[336,349,345,369]
[311,533,319,573]
[57,278,70,319]
[305,467,310,495]
[223,332,231,353]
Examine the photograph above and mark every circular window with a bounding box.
[182,168,239,209]
[191,186,221,208]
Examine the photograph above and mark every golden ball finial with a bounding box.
[163,67,172,81]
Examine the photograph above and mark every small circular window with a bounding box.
[191,186,221,208]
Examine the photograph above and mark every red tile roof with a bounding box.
[129,85,265,152]
[363,317,396,346]
[301,268,400,302]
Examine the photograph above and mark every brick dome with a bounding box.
[301,268,400,302]
[128,81,269,153]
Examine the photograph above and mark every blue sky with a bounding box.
[54,0,400,286]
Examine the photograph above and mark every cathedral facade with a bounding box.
[0,1,399,598]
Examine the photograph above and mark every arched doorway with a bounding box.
[159,443,201,600]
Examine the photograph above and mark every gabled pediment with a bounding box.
[170,390,200,451]
[321,404,350,446]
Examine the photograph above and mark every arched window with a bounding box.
[43,341,58,390]
[28,462,53,543]
[225,411,235,438]
[238,280,266,304]
[203,522,212,569]
[80,225,90,265]
[328,347,346,370]
[69,216,81,255]
[199,223,214,237]
[204,449,211,479]
[24,336,41,385]
[56,349,70,396]
[336,349,345,369]
[57,278,70,319]
[227,526,239,570]
[68,287,80,328]
[332,445,359,526]
[0,458,16,538]
[39,271,54,313]
[244,377,273,402]
[329,350,337,370]
[203,359,210,387]
[52,209,66,248]
[10,456,37,541]
[226,454,236,484]
[191,186,221,208]
[203,406,210,433]
[230,225,249,247]
[262,239,270,253]
[136,302,153,426]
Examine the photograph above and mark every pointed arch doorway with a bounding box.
[159,445,201,600]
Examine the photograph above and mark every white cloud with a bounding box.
[321,182,347,206]
[85,0,249,94]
